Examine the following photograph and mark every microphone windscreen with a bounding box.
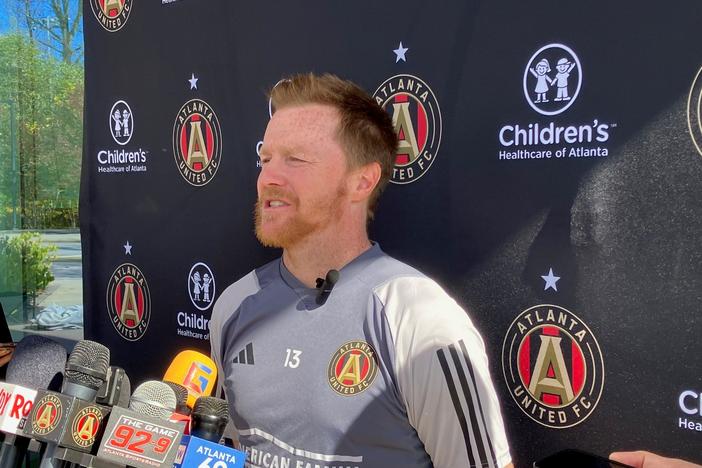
[193,396,228,420]
[163,350,217,408]
[191,396,229,442]
[164,382,189,412]
[130,381,177,420]
[6,335,67,390]
[65,340,110,389]
[326,269,339,285]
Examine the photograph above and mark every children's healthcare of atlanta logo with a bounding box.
[523,43,582,116]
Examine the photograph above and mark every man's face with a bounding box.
[255,104,350,248]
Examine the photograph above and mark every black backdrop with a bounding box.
[81,0,702,464]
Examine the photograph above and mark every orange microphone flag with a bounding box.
[163,350,217,408]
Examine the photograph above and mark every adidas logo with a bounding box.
[232,342,254,365]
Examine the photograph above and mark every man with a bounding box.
[210,73,512,468]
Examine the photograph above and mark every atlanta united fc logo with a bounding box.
[90,0,132,33]
[31,394,62,436]
[373,75,442,184]
[106,263,151,341]
[173,99,223,187]
[71,406,103,447]
[328,341,379,396]
[502,304,604,429]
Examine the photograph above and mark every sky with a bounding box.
[0,0,84,63]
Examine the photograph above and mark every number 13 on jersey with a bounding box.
[284,348,302,368]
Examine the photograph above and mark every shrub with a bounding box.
[0,232,57,308]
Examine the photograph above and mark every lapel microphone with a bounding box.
[315,270,340,305]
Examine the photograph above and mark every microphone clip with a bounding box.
[315,270,339,306]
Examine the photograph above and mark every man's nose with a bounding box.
[257,158,286,188]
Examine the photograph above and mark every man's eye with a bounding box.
[260,158,270,164]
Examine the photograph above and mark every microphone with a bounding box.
[173,396,245,468]
[5,336,66,391]
[21,340,109,468]
[315,269,339,305]
[95,381,184,468]
[190,396,228,442]
[166,382,191,436]
[163,351,217,409]
[165,382,190,416]
[0,335,66,468]
[128,381,177,421]
[49,368,133,466]
[62,340,110,402]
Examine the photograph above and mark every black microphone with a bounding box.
[0,335,66,468]
[54,367,131,465]
[165,382,192,435]
[315,269,339,305]
[172,396,247,468]
[62,341,110,403]
[190,397,228,442]
[164,382,190,417]
[22,340,109,468]
[49,368,132,467]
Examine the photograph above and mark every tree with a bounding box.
[0,33,83,229]
[13,0,83,64]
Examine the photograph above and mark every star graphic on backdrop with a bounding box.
[188,73,198,90]
[541,268,560,291]
[123,241,132,255]
[393,42,408,63]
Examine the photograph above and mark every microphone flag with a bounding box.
[173,435,245,468]
[164,350,217,408]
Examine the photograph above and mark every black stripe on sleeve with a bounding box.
[246,342,254,365]
[436,348,476,467]
[459,339,498,466]
[449,343,489,467]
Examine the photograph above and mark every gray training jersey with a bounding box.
[209,244,511,468]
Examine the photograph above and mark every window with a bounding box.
[0,0,84,345]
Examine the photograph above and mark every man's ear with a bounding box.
[349,162,381,203]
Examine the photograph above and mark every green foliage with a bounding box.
[0,32,83,230]
[0,232,57,302]
[24,199,79,229]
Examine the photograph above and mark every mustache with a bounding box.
[257,187,298,204]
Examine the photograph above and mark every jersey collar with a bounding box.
[278,242,385,308]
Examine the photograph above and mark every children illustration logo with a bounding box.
[524,44,582,116]
[109,100,133,145]
[188,262,216,311]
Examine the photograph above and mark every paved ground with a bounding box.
[1,230,84,343]
[38,231,83,306]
